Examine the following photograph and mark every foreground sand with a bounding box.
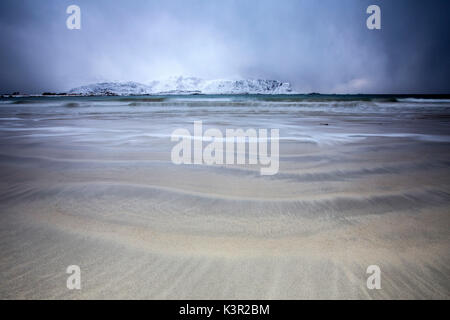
[0,97,449,299]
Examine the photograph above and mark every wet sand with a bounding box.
[0,96,449,299]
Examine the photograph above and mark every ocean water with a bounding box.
[1,94,450,149]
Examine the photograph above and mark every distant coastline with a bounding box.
[2,92,450,101]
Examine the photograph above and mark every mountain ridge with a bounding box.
[69,77,293,95]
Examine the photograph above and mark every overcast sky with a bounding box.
[0,0,449,94]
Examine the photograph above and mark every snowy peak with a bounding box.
[69,77,293,95]
[69,81,152,96]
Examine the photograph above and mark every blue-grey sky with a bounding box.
[0,0,449,94]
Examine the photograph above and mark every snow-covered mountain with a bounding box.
[68,81,152,96]
[69,77,293,95]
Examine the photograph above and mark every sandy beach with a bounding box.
[0,95,449,299]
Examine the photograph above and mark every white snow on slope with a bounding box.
[69,77,293,95]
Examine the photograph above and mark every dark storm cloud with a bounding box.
[0,0,449,94]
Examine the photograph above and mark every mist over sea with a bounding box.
[2,94,450,146]
[0,94,449,299]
